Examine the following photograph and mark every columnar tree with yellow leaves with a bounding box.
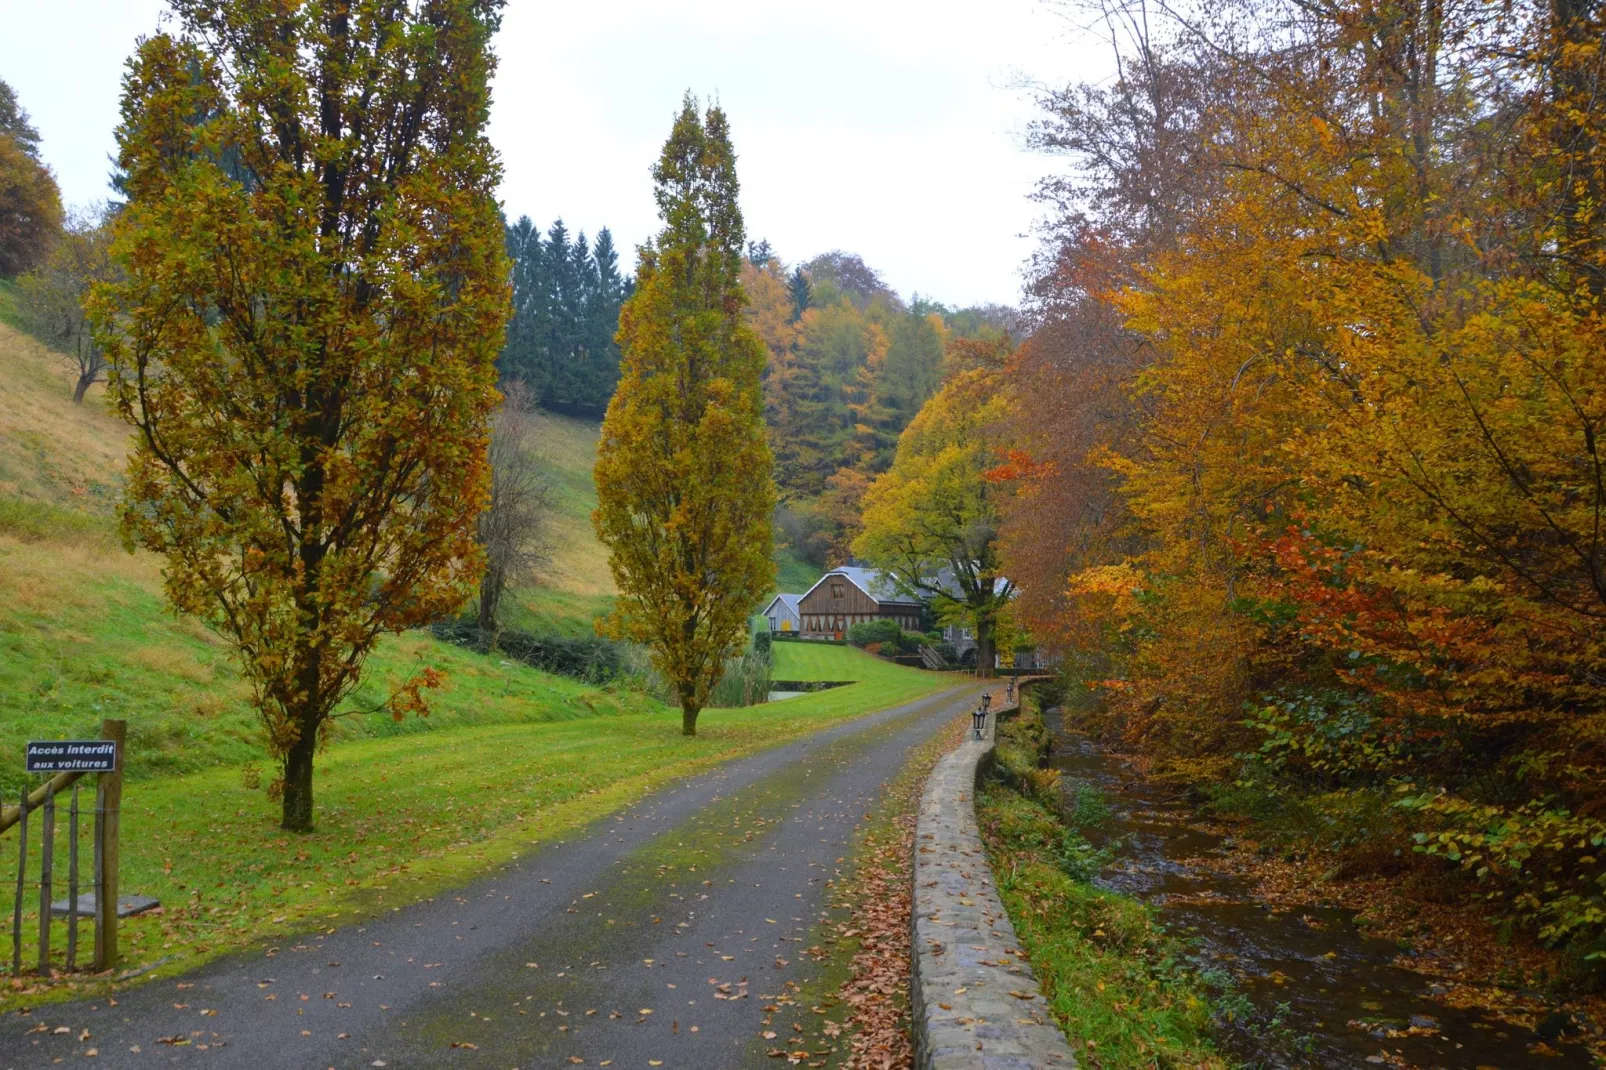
[94,0,510,831]
[856,339,1015,675]
[593,96,775,737]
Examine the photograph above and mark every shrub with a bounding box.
[846,618,902,649]
[752,629,772,655]
[432,621,623,684]
[708,646,772,708]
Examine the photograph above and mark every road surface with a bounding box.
[0,683,978,1069]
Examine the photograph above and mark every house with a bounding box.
[796,566,924,640]
[928,570,1012,658]
[761,593,802,633]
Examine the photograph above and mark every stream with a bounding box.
[1044,713,1600,1069]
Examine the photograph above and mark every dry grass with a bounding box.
[526,408,615,596]
[0,323,129,510]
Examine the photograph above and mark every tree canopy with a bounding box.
[0,78,61,277]
[855,338,1015,674]
[592,95,775,736]
[94,0,509,831]
[994,0,1606,958]
[499,215,631,417]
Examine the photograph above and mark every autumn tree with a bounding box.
[0,85,61,276]
[0,79,41,158]
[93,0,509,831]
[855,338,1015,675]
[476,380,552,638]
[18,205,116,402]
[1000,0,1606,952]
[593,95,775,737]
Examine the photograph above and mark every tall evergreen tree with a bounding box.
[593,95,775,736]
[788,265,811,322]
[497,214,630,415]
[0,78,41,159]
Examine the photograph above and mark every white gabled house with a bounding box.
[761,593,803,633]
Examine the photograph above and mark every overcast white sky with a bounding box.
[0,1,1106,308]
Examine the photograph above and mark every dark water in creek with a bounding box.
[1044,718,1600,1069]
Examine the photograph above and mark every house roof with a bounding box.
[926,567,1012,600]
[763,593,802,614]
[802,567,924,607]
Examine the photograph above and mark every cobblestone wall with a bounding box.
[910,710,1078,1069]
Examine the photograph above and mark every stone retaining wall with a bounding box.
[910,707,1078,1069]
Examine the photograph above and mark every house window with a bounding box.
[830,582,845,600]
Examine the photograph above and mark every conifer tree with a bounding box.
[498,214,629,415]
[788,265,812,322]
[593,95,775,736]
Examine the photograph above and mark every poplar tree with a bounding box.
[593,95,775,736]
[94,0,509,831]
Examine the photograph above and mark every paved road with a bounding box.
[0,684,978,1070]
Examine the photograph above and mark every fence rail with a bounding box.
[3,719,124,976]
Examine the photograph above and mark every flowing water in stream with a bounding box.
[1045,715,1600,1069]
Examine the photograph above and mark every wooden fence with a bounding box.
[0,719,125,975]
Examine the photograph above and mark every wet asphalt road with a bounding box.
[0,684,976,1070]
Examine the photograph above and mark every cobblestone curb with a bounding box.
[910,707,1078,1069]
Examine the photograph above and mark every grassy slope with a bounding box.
[0,277,22,330]
[771,640,888,682]
[493,411,825,638]
[0,323,954,1005]
[773,546,818,593]
[0,322,127,509]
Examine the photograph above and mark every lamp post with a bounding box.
[971,706,987,740]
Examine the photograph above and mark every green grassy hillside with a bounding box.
[0,322,651,795]
[480,409,823,637]
[772,640,894,682]
[0,315,953,1010]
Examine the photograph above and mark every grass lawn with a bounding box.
[0,508,658,799]
[771,640,903,682]
[1,647,953,1011]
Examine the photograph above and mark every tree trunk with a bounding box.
[478,566,503,636]
[975,614,995,679]
[280,723,317,832]
[72,372,93,404]
[681,697,699,737]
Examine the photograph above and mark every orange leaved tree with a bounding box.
[92,0,509,831]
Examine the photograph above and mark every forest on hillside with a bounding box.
[495,220,1013,570]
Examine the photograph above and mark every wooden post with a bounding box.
[93,719,125,973]
[37,789,53,974]
[66,787,79,971]
[11,787,26,976]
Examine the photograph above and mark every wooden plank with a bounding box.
[11,788,26,976]
[0,770,84,837]
[67,787,79,971]
[93,719,125,973]
[37,789,53,974]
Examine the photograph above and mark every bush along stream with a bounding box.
[985,689,1603,1068]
